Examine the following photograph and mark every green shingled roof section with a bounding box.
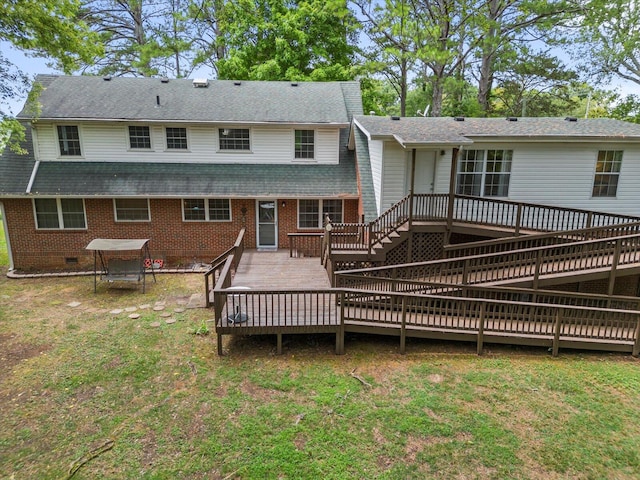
[0,124,36,195]
[353,126,378,222]
[21,75,361,125]
[29,157,359,198]
[354,115,640,144]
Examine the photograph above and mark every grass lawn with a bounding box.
[1,272,639,479]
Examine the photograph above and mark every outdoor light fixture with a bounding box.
[281,201,286,208]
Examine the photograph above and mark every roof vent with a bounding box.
[565,116,578,122]
[160,77,169,83]
[103,75,112,81]
[391,116,401,121]
[234,81,242,86]
[291,82,298,87]
[506,117,518,122]
[192,78,209,88]
[369,111,376,116]
[454,116,465,122]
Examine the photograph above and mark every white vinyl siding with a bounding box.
[381,143,407,211]
[369,140,384,215]
[32,123,342,164]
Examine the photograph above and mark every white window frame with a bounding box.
[56,125,83,157]
[182,198,232,222]
[165,126,189,150]
[455,149,512,198]
[114,198,151,222]
[294,129,315,160]
[33,198,87,230]
[218,128,251,151]
[592,150,623,198]
[297,199,343,229]
[128,125,152,150]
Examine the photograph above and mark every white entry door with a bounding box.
[257,200,277,248]
[410,150,436,194]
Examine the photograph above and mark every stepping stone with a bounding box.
[173,307,185,313]
[125,306,138,312]
[154,301,166,306]
[165,318,176,324]
[176,299,187,306]
[129,313,141,319]
[139,304,151,309]
[67,301,82,308]
[159,312,172,318]
[187,293,206,309]
[110,309,123,315]
[150,321,161,328]
[153,306,165,311]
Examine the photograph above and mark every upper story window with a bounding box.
[114,198,150,221]
[593,150,622,197]
[129,126,151,149]
[456,149,512,197]
[183,198,231,221]
[166,127,188,149]
[34,198,86,229]
[219,128,250,150]
[298,199,343,229]
[295,129,315,159]
[57,125,82,156]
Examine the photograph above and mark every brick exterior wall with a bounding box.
[3,197,360,272]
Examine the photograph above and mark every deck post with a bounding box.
[400,296,407,354]
[445,147,461,244]
[477,303,485,355]
[336,291,345,355]
[633,315,640,357]
[277,333,283,355]
[552,310,562,357]
[533,249,543,290]
[608,238,622,296]
[217,333,224,356]
[515,204,522,236]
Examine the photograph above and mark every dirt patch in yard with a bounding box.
[0,333,50,370]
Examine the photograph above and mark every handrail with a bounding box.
[328,194,640,256]
[288,232,323,258]
[334,231,640,289]
[204,228,245,307]
[444,221,640,258]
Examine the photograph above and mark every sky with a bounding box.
[3,40,639,117]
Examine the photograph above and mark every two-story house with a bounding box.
[0,75,363,271]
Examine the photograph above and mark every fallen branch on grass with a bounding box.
[350,368,372,388]
[66,439,115,479]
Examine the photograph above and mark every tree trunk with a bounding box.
[477,0,500,116]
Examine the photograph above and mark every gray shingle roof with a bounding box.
[0,124,36,195]
[20,75,361,124]
[354,115,640,146]
[27,159,359,198]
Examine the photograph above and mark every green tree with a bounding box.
[1,0,100,151]
[214,0,359,81]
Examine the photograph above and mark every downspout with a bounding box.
[0,202,15,271]
[408,148,416,229]
[26,160,40,194]
[446,146,463,244]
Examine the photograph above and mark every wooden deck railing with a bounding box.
[213,286,640,356]
[336,232,640,290]
[444,221,640,258]
[327,194,640,256]
[288,232,323,258]
[204,228,245,308]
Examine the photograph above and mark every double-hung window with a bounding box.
[295,130,314,159]
[114,199,150,221]
[219,128,250,150]
[129,126,151,149]
[57,126,82,156]
[166,127,188,149]
[183,199,231,221]
[34,198,86,229]
[592,150,622,197]
[456,149,512,197]
[298,199,343,228]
